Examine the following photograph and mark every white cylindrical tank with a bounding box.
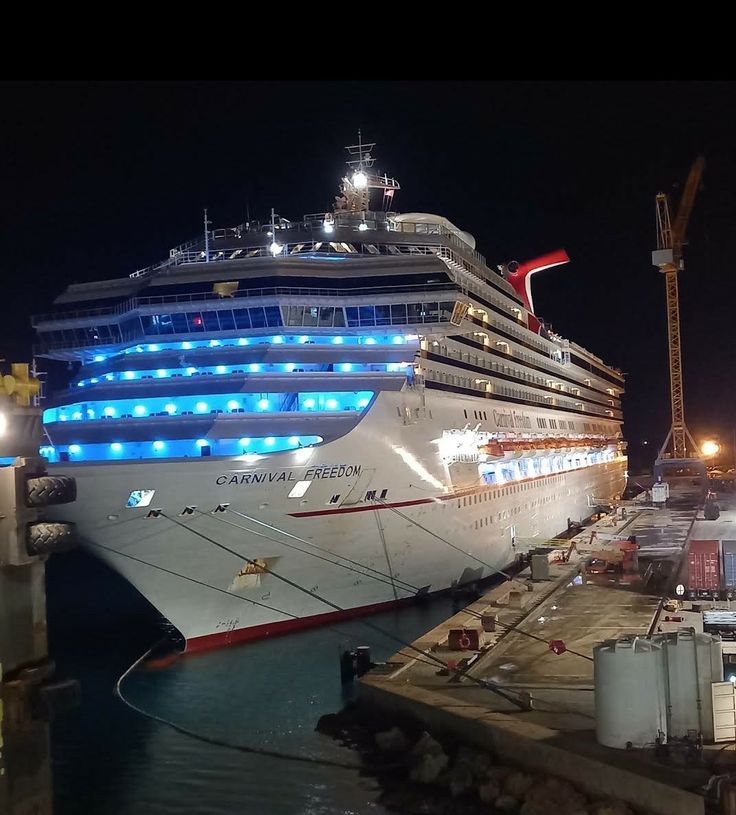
[594,636,668,748]
[662,628,723,743]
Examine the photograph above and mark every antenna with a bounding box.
[203,208,211,263]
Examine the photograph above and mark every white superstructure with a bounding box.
[32,140,627,650]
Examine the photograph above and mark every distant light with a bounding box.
[69,445,82,454]
[238,338,249,346]
[209,339,221,347]
[270,241,282,256]
[392,336,404,344]
[358,221,368,232]
[216,365,227,374]
[323,221,334,234]
[326,398,339,410]
[134,405,147,416]
[94,354,105,362]
[135,346,144,353]
[123,371,135,380]
[273,336,284,344]
[239,437,251,447]
[405,334,419,341]
[249,363,261,373]
[299,336,309,344]
[105,373,114,381]
[157,369,167,378]
[340,363,353,372]
[195,402,209,413]
[701,440,720,457]
[86,408,95,418]
[153,441,166,451]
[103,406,116,417]
[365,337,376,345]
[196,439,208,448]
[186,367,197,375]
[164,403,177,414]
[284,363,295,372]
[264,437,276,446]
[353,171,367,189]
[288,436,299,446]
[730,674,736,684]
[224,400,239,411]
[90,378,99,384]
[77,381,85,387]
[303,398,316,408]
[110,443,123,453]
[72,411,83,420]
[257,399,270,410]
[182,341,193,350]
[59,415,68,422]
[332,336,344,344]
[358,398,370,408]
[148,344,160,352]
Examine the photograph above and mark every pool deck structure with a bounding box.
[360,498,733,815]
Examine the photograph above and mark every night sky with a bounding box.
[1,80,734,468]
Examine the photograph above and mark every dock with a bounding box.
[360,499,731,815]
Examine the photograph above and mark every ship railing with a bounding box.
[31,282,459,328]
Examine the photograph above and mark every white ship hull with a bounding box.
[49,390,626,650]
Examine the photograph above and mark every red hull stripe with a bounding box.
[185,596,412,653]
[289,497,431,518]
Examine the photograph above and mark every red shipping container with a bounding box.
[687,540,720,592]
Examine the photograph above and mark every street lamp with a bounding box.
[701,440,720,458]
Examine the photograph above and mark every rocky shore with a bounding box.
[317,704,643,815]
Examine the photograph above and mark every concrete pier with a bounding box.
[361,503,711,815]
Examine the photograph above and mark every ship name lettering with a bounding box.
[215,466,360,486]
[304,464,362,480]
[492,409,530,430]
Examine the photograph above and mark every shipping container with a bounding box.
[722,541,736,590]
[687,540,720,595]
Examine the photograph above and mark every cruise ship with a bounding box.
[32,140,627,651]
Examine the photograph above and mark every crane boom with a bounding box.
[652,156,705,461]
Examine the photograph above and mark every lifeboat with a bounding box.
[480,441,504,458]
[500,440,524,458]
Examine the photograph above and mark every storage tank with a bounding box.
[663,628,723,743]
[687,540,720,597]
[594,636,668,748]
[722,541,736,592]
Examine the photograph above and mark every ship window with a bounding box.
[303,306,319,327]
[375,305,391,326]
[265,306,283,327]
[319,307,336,327]
[219,310,236,331]
[287,306,304,326]
[333,309,346,327]
[249,307,267,328]
[346,307,359,327]
[288,480,312,499]
[202,311,220,331]
[232,308,250,329]
[188,312,206,332]
[126,489,156,508]
[359,306,375,326]
[171,313,189,333]
[407,303,422,322]
[391,304,407,324]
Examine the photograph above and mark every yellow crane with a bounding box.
[652,156,705,461]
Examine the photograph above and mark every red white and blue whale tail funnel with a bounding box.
[505,248,570,316]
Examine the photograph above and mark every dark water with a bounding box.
[46,551,457,815]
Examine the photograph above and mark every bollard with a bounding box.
[339,649,355,684]
[355,646,372,677]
